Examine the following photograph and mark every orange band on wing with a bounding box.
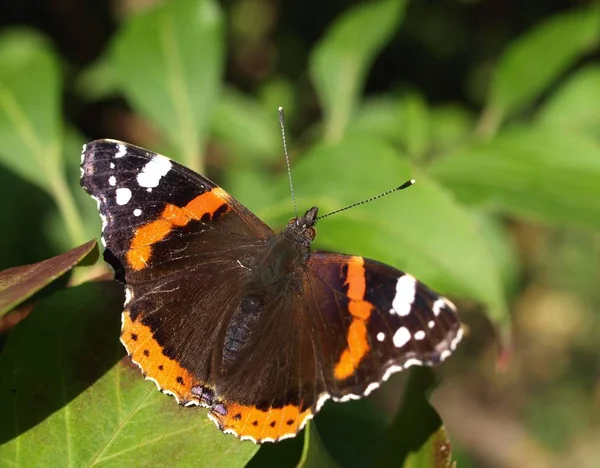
[209,401,312,442]
[334,256,373,380]
[121,311,198,403]
[126,188,229,270]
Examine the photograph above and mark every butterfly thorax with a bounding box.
[220,207,319,371]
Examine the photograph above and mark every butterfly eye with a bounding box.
[307,226,316,240]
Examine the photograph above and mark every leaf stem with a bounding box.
[475,103,504,139]
[48,160,87,248]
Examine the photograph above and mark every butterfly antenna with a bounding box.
[279,107,298,218]
[316,179,416,220]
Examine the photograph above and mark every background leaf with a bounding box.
[0,282,258,467]
[210,87,281,162]
[537,65,600,137]
[0,29,61,191]
[309,0,407,142]
[430,126,600,231]
[111,0,224,172]
[0,28,85,247]
[486,4,600,129]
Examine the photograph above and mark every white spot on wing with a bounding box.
[376,332,385,342]
[116,187,132,205]
[110,162,115,169]
[115,144,127,158]
[404,358,423,368]
[433,298,445,316]
[364,382,380,396]
[137,155,172,188]
[414,330,426,341]
[133,208,142,216]
[428,320,435,329]
[391,275,416,316]
[109,175,116,186]
[124,288,133,306]
[393,327,411,348]
[316,393,330,412]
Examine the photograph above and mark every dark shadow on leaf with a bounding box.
[0,280,123,444]
[375,367,444,467]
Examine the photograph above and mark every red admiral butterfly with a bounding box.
[80,138,462,443]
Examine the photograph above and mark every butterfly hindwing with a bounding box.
[307,252,462,400]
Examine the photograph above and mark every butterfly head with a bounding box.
[285,206,318,245]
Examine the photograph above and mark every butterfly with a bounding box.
[80,138,462,443]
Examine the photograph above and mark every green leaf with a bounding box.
[537,65,600,137]
[309,0,407,142]
[429,104,475,154]
[0,29,62,191]
[0,240,97,317]
[486,5,600,128]
[0,282,258,467]
[376,368,454,467]
[400,91,430,160]
[111,0,225,172]
[346,95,404,143]
[0,28,86,247]
[75,51,120,102]
[265,135,507,332]
[429,126,600,231]
[297,422,339,468]
[211,87,281,162]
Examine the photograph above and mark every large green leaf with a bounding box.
[0,282,258,467]
[309,0,407,142]
[429,126,600,231]
[264,135,507,331]
[486,4,600,129]
[0,28,85,247]
[111,0,224,172]
[537,65,600,137]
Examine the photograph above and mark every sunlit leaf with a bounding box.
[309,0,407,142]
[112,0,224,172]
[0,282,259,467]
[429,126,600,231]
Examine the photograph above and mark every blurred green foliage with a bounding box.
[1,0,600,466]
